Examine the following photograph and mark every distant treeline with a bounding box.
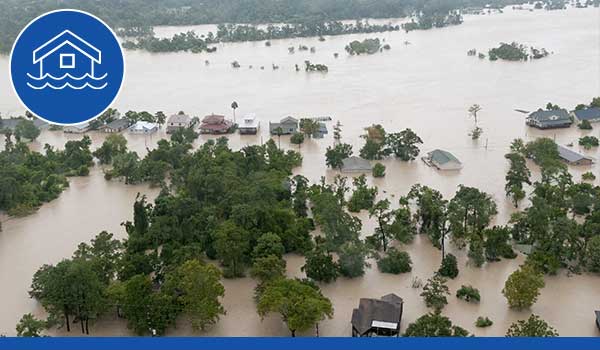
[0,0,529,53]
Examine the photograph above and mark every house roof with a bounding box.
[169,113,191,124]
[428,149,461,165]
[351,294,403,335]
[528,109,571,124]
[130,121,158,130]
[0,118,48,130]
[200,120,233,131]
[106,119,130,129]
[341,156,372,172]
[241,114,259,128]
[202,114,225,124]
[280,116,298,124]
[33,30,101,64]
[66,122,90,130]
[557,145,594,163]
[573,108,600,121]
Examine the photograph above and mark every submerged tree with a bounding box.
[502,264,545,310]
[404,311,469,337]
[506,314,558,337]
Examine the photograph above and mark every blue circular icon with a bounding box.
[10,9,125,125]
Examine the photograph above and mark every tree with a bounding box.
[456,285,480,303]
[163,260,225,331]
[506,314,558,337]
[333,121,342,144]
[438,253,458,279]
[359,124,389,160]
[290,132,305,145]
[468,104,483,139]
[299,118,320,138]
[14,119,40,141]
[384,129,423,161]
[404,311,469,337]
[155,111,167,126]
[505,151,531,207]
[578,119,592,130]
[372,163,386,177]
[257,278,333,337]
[421,274,450,311]
[302,243,339,283]
[368,199,393,251]
[579,136,599,150]
[253,232,285,260]
[348,175,377,212]
[447,185,497,247]
[231,101,239,122]
[325,143,353,170]
[483,226,516,262]
[250,255,287,286]
[93,134,128,164]
[337,240,370,278]
[16,314,47,337]
[377,248,412,274]
[502,265,545,309]
[585,235,600,272]
[407,184,448,249]
[213,221,250,278]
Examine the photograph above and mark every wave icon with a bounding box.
[26,72,109,90]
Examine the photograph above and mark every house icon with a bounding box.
[32,30,102,78]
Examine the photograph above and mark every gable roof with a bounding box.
[557,145,594,163]
[33,30,101,64]
[280,116,298,124]
[429,149,461,165]
[342,156,372,172]
[130,121,158,130]
[528,109,571,123]
[573,108,600,121]
[202,114,225,124]
[351,294,403,335]
[168,113,191,124]
[106,119,130,129]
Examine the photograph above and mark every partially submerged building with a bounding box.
[351,294,403,337]
[423,149,463,170]
[269,116,298,135]
[98,119,130,133]
[526,109,572,129]
[312,122,328,139]
[166,112,192,134]
[239,114,260,135]
[341,156,372,173]
[199,114,234,134]
[129,121,159,134]
[64,123,91,134]
[572,107,600,123]
[557,145,594,165]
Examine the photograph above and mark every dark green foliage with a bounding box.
[372,163,386,177]
[302,243,339,283]
[407,184,448,249]
[347,175,377,212]
[345,38,382,55]
[421,274,450,311]
[385,129,423,161]
[578,119,593,130]
[290,132,305,145]
[14,119,41,141]
[325,143,352,169]
[475,316,493,328]
[506,314,558,337]
[16,314,47,337]
[579,135,599,150]
[438,254,458,279]
[377,248,412,274]
[404,311,469,337]
[483,226,517,262]
[337,240,370,278]
[456,285,480,303]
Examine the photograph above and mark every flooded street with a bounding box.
[0,7,599,336]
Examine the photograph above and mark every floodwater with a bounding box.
[1,6,600,336]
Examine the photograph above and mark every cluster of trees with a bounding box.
[358,125,424,161]
[402,9,463,31]
[345,38,390,55]
[0,135,93,217]
[488,42,549,61]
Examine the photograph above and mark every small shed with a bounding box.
[572,108,600,123]
[166,112,192,133]
[424,149,462,170]
[526,109,572,129]
[341,156,372,173]
[557,145,594,165]
[269,116,298,135]
[64,123,90,134]
[129,121,159,134]
[351,294,403,337]
[239,114,260,135]
[99,119,130,133]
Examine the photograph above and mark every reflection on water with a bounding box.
[0,7,599,336]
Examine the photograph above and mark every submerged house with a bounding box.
[312,122,329,139]
[239,114,260,135]
[269,116,298,135]
[341,156,372,173]
[526,109,573,129]
[98,119,130,133]
[64,123,91,134]
[557,145,594,165]
[166,112,192,134]
[129,121,159,134]
[423,149,463,170]
[572,107,600,123]
[199,114,234,134]
[351,294,403,337]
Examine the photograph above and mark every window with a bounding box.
[60,53,75,69]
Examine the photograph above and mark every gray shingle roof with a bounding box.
[573,108,600,121]
[351,294,403,336]
[341,156,372,172]
[429,149,461,165]
[168,113,191,124]
[557,145,593,163]
[106,118,130,129]
[528,109,571,123]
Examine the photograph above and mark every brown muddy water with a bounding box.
[0,7,599,336]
